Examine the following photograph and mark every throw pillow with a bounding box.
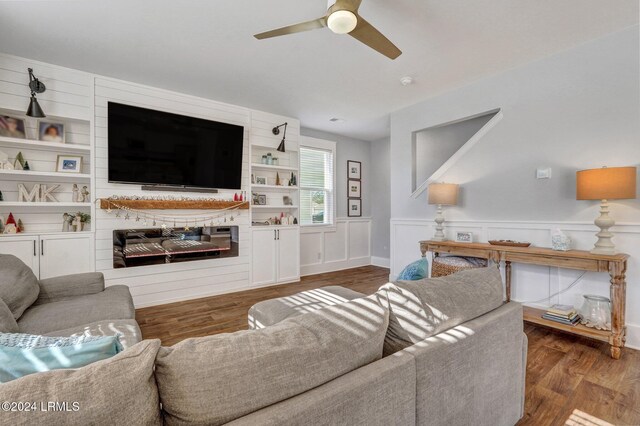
[0,333,123,383]
[0,254,40,319]
[0,298,19,333]
[0,339,162,426]
[397,258,428,280]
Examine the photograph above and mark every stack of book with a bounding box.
[542,304,580,326]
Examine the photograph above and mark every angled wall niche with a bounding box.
[411,108,502,198]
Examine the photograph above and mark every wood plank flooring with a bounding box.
[136,265,640,426]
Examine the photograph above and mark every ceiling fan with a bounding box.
[254,0,402,60]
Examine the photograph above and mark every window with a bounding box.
[300,139,335,226]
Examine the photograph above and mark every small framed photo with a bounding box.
[347,160,361,180]
[257,194,267,205]
[456,232,473,243]
[348,179,361,198]
[255,176,267,185]
[348,198,361,217]
[56,155,82,173]
[38,121,65,143]
[0,115,26,139]
[283,195,293,206]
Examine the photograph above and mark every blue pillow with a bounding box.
[397,258,429,281]
[0,333,123,383]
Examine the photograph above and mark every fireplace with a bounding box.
[113,226,239,268]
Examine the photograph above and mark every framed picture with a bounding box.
[347,160,361,180]
[348,198,361,217]
[456,232,473,243]
[0,115,26,139]
[255,176,267,185]
[38,121,65,143]
[257,194,267,205]
[283,195,293,206]
[348,179,361,198]
[56,155,82,173]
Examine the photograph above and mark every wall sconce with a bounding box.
[26,68,46,118]
[272,122,288,153]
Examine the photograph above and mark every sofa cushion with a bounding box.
[0,298,18,333]
[248,285,365,329]
[0,339,162,426]
[42,318,142,349]
[0,332,123,383]
[155,295,389,426]
[0,254,40,320]
[378,266,504,353]
[18,285,135,335]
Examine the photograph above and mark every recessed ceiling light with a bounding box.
[329,117,346,123]
[400,76,414,86]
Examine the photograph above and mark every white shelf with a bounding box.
[251,163,299,172]
[251,184,298,190]
[252,205,299,209]
[0,231,93,237]
[251,143,299,152]
[0,169,91,182]
[0,136,91,154]
[251,224,299,229]
[0,202,92,208]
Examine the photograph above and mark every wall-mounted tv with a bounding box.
[107,102,244,190]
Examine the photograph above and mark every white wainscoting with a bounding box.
[390,218,640,349]
[300,218,371,276]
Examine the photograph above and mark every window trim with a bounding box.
[299,136,337,228]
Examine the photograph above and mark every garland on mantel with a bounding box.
[98,196,246,230]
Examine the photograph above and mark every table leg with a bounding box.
[505,261,512,303]
[609,260,627,360]
[420,243,427,258]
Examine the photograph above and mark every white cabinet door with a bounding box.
[0,235,39,277]
[39,234,94,279]
[276,228,300,283]
[251,229,277,286]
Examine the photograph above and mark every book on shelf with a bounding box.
[546,304,577,317]
[541,312,580,326]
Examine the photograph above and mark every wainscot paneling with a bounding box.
[300,217,371,276]
[390,218,640,349]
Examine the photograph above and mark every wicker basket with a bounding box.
[431,256,488,278]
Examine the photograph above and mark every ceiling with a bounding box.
[0,0,637,140]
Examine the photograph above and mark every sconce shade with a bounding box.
[576,167,636,200]
[277,138,286,153]
[26,95,46,118]
[428,183,459,205]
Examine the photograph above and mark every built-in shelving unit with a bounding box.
[0,202,92,208]
[0,169,91,182]
[0,135,90,154]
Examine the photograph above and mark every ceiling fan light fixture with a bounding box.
[327,10,357,34]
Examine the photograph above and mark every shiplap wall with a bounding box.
[0,53,93,234]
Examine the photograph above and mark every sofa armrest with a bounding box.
[35,272,105,305]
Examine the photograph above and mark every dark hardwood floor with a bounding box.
[136,265,640,426]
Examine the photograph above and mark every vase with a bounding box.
[579,295,611,330]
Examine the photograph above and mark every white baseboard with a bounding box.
[300,256,371,277]
[626,323,640,351]
[371,256,390,268]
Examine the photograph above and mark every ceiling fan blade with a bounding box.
[254,17,326,40]
[348,16,401,59]
[334,0,363,12]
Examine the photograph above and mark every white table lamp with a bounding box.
[428,183,459,241]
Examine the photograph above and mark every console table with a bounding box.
[419,240,629,359]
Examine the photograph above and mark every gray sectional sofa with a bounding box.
[0,254,141,347]
[0,257,526,426]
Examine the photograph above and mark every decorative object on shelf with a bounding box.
[255,176,267,185]
[251,174,255,184]
[80,186,90,202]
[275,172,281,186]
[17,183,60,202]
[0,115,26,139]
[72,184,80,202]
[261,155,268,165]
[455,232,473,243]
[26,68,47,118]
[551,229,571,251]
[348,198,361,217]
[541,304,580,326]
[579,295,611,331]
[41,184,60,202]
[0,150,14,170]
[62,213,70,232]
[17,219,24,232]
[0,190,3,201]
[0,218,3,233]
[14,151,26,170]
[293,217,298,225]
[576,166,637,255]
[4,212,19,234]
[488,240,531,247]
[66,212,91,232]
[283,195,293,206]
[56,155,82,173]
[233,193,239,201]
[272,157,279,166]
[38,121,65,143]
[347,160,361,179]
[289,172,296,186]
[348,179,361,198]
[257,194,267,205]
[266,152,273,165]
[427,182,459,242]
[272,122,288,153]
[23,161,30,171]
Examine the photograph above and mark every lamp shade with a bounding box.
[26,95,45,118]
[576,167,637,200]
[428,183,459,205]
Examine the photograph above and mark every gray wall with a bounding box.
[300,128,371,218]
[390,26,640,222]
[370,137,391,260]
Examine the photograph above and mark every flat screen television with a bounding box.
[107,102,244,190]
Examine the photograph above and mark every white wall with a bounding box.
[389,27,640,348]
[370,136,390,265]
